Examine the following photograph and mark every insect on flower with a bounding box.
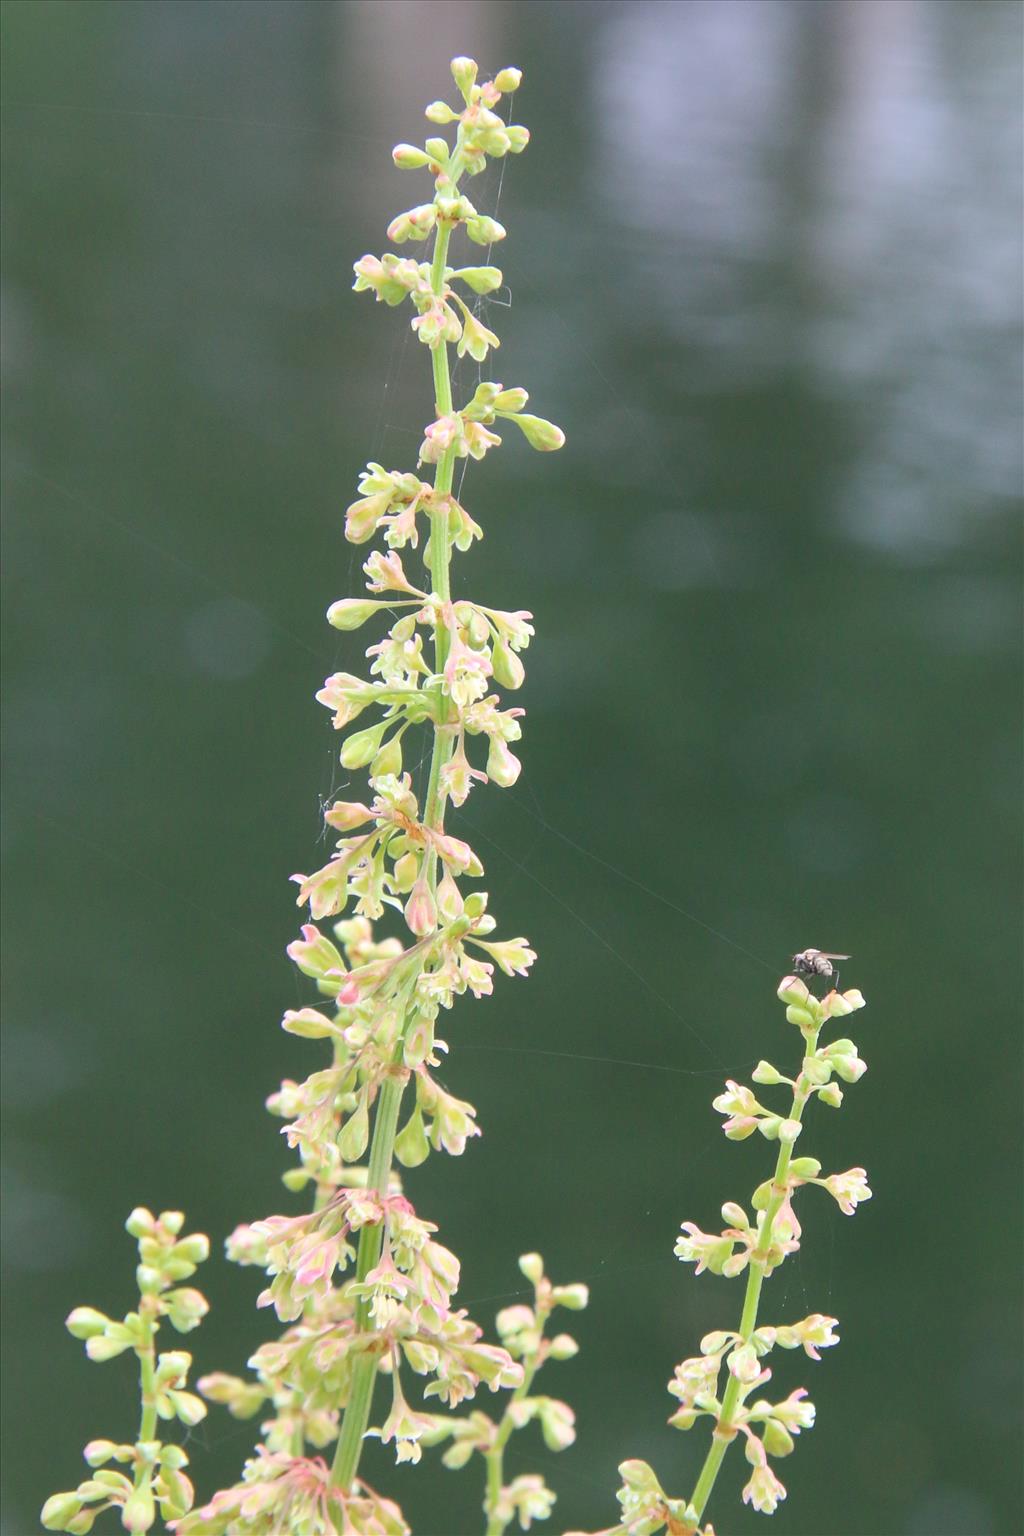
[791,949,850,990]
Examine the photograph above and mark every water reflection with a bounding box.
[595,0,1021,555]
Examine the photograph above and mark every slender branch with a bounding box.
[483,1306,549,1536]
[686,1030,819,1522]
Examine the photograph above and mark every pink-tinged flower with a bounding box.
[822,1167,872,1214]
[440,736,487,807]
[822,986,866,1019]
[431,832,478,874]
[314,671,369,729]
[777,1314,839,1361]
[344,490,393,543]
[419,413,462,464]
[742,1459,787,1515]
[469,937,537,978]
[727,1343,761,1383]
[713,1080,759,1116]
[291,861,348,921]
[669,1354,721,1407]
[770,1388,816,1433]
[405,878,437,937]
[323,800,374,831]
[458,952,494,997]
[462,420,502,459]
[286,924,344,982]
[486,735,521,787]
[675,1222,735,1277]
[363,549,422,594]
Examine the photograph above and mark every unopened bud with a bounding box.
[65,1306,109,1339]
[518,1252,544,1284]
[41,1494,83,1530]
[494,67,523,93]
[508,413,565,451]
[425,100,457,124]
[466,215,507,246]
[392,143,431,169]
[552,1282,589,1311]
[450,56,478,101]
[751,1059,782,1085]
[125,1208,156,1239]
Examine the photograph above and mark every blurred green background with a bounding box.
[2,2,1021,1534]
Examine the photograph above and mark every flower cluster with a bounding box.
[578,970,872,1533]
[182,56,575,1535]
[42,1210,210,1534]
[420,1253,588,1532]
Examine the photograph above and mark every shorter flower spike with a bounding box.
[580,962,873,1533]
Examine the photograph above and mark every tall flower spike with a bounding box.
[175,56,573,1536]
[577,965,871,1535]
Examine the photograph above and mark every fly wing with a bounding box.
[819,952,851,960]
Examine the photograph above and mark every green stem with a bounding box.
[483,1306,549,1535]
[687,1030,819,1524]
[137,1314,158,1444]
[330,149,465,1494]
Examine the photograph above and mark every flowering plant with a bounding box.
[43,55,585,1536]
[574,972,872,1535]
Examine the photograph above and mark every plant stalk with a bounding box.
[687,1030,819,1523]
[330,156,464,1491]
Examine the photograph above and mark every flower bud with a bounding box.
[721,1202,749,1229]
[494,67,523,93]
[492,638,525,689]
[450,56,478,100]
[778,1118,803,1144]
[507,413,565,451]
[789,1156,822,1179]
[340,721,388,769]
[326,598,383,630]
[122,1484,156,1533]
[505,124,530,152]
[371,732,403,778]
[751,1059,783,1085]
[518,1252,544,1284]
[405,878,437,936]
[281,1007,338,1040]
[548,1332,579,1360]
[762,1419,795,1458]
[436,868,464,922]
[552,1282,589,1311]
[41,1494,83,1529]
[160,1211,185,1235]
[394,1108,430,1168]
[453,265,503,294]
[466,215,507,245]
[392,143,432,169]
[125,1208,156,1239]
[83,1441,120,1467]
[172,1233,209,1264]
[425,100,457,124]
[86,1332,135,1362]
[818,1082,843,1108]
[66,1306,110,1339]
[339,1096,370,1162]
